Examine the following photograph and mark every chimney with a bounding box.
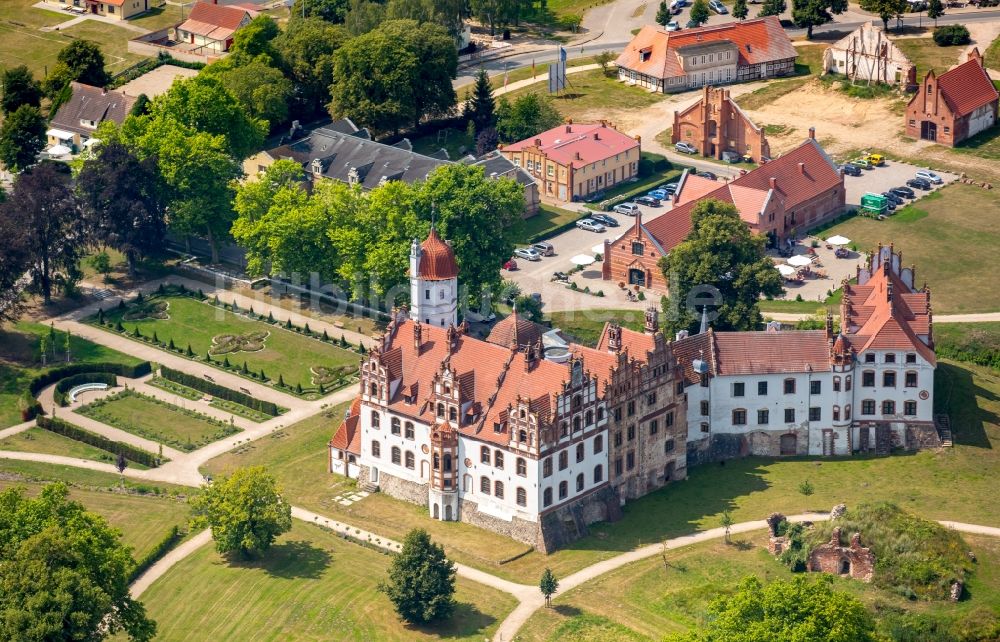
[575,151,582,160]
[634,134,642,143]
[534,138,542,146]
[798,162,805,174]
[769,177,777,189]
[413,321,423,352]
[607,324,622,354]
[566,124,572,133]
[808,127,815,139]
[593,132,600,141]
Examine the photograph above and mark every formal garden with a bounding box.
[89,284,362,396]
[77,389,240,452]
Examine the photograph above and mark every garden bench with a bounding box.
[68,383,109,403]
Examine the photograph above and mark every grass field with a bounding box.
[78,390,240,451]
[548,308,645,347]
[733,44,825,112]
[516,530,1000,642]
[502,68,664,122]
[200,406,534,575]
[0,426,123,465]
[0,0,145,78]
[95,293,359,390]
[986,33,1000,71]
[893,37,964,77]
[0,322,144,429]
[824,183,1000,313]
[0,478,189,559]
[520,203,587,242]
[134,521,517,642]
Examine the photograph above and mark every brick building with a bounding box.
[616,17,796,93]
[905,48,999,147]
[671,85,770,162]
[807,527,876,582]
[602,133,844,293]
[499,121,641,203]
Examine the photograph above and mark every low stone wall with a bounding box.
[538,485,622,553]
[377,470,427,507]
[458,498,541,548]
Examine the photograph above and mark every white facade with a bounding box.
[823,23,914,85]
[409,237,458,328]
[967,103,997,140]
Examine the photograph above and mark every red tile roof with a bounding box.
[178,2,253,40]
[501,122,639,169]
[672,331,715,384]
[417,228,458,280]
[615,16,796,80]
[713,330,833,375]
[595,323,656,358]
[331,397,361,455]
[934,57,999,118]
[486,311,546,350]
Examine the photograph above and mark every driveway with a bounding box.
[842,160,957,209]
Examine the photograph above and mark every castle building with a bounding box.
[409,227,459,328]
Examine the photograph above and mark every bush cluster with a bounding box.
[36,415,163,468]
[933,25,971,46]
[159,365,280,416]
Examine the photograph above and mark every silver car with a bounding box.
[514,247,541,261]
[675,141,698,154]
[576,219,607,233]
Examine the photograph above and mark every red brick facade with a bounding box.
[672,86,770,162]
[905,49,999,147]
[601,213,668,291]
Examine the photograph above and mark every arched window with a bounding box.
[371,411,380,428]
[370,383,378,396]
[443,454,452,472]
[391,417,401,435]
[433,452,440,470]
[391,446,401,465]
[543,457,552,477]
[833,405,841,421]
[494,481,504,499]
[846,375,853,391]
[845,404,852,420]
[576,443,585,462]
[405,422,414,439]
[543,487,553,507]
[494,451,504,469]
[573,416,581,432]
[449,406,458,421]
[371,441,381,458]
[558,451,568,470]
[558,481,568,499]
[405,451,414,469]
[593,435,603,453]
[560,421,568,437]
[519,429,527,443]
[585,410,593,426]
[516,457,527,477]
[516,487,527,507]
[480,446,490,464]
[833,376,841,392]
[593,464,603,483]
[597,406,605,421]
[480,476,490,494]
[572,394,582,411]
[436,402,445,418]
[905,371,918,387]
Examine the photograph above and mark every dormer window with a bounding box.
[639,48,652,63]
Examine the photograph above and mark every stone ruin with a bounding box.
[766,512,788,555]
[807,527,876,583]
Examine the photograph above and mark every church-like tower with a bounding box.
[410,227,459,327]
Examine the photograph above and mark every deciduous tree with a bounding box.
[0,104,45,171]
[927,0,943,24]
[668,576,878,642]
[208,59,294,128]
[277,18,349,117]
[190,466,292,558]
[495,93,563,142]
[540,568,559,607]
[757,0,786,16]
[656,0,671,25]
[44,39,109,97]
[732,0,749,20]
[0,207,31,322]
[0,483,156,641]
[1,65,42,115]
[690,0,711,24]
[791,0,847,39]
[658,199,783,336]
[859,0,907,30]
[77,141,166,276]
[378,529,456,624]
[290,0,350,23]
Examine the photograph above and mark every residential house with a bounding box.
[672,85,770,162]
[905,48,998,147]
[47,82,136,154]
[498,121,641,203]
[46,0,149,20]
[468,150,540,216]
[602,132,844,293]
[616,16,796,93]
[174,1,255,54]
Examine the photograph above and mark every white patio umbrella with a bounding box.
[570,254,596,266]
[787,254,813,267]
[591,244,606,254]
[776,264,796,277]
[47,144,71,156]
[826,234,851,246]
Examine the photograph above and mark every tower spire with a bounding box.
[699,305,709,334]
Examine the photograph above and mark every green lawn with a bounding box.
[548,308,645,347]
[128,2,183,31]
[409,127,474,161]
[0,322,144,429]
[147,376,273,422]
[502,68,664,123]
[0,426,120,465]
[935,321,1000,368]
[94,292,359,391]
[986,33,1000,71]
[893,37,964,77]
[134,521,517,641]
[78,390,240,451]
[824,183,1000,313]
[0,479,190,559]
[520,203,586,243]
[0,458,192,496]
[201,405,534,577]
[516,530,1000,642]
[759,288,843,315]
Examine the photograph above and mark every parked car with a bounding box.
[590,213,620,227]
[648,189,669,200]
[635,195,661,207]
[721,150,741,163]
[685,18,702,28]
[865,153,885,166]
[551,271,569,282]
[841,163,862,177]
[668,0,682,11]
[531,241,555,256]
[882,191,903,206]
[709,0,728,12]
[659,182,679,194]
[907,177,932,191]
[514,247,541,261]
[675,141,698,154]
[576,219,606,232]
[696,171,717,180]
[915,170,943,184]
[666,19,681,30]
[852,157,874,170]
[890,186,915,199]
[584,190,606,203]
[613,202,640,215]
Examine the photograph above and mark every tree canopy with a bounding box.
[658,199,783,335]
[0,200,31,323]
[190,466,293,558]
[690,0,711,24]
[465,68,497,133]
[0,104,45,171]
[791,0,847,38]
[495,93,563,143]
[277,18,350,117]
[0,483,156,641]
[757,0,786,16]
[859,0,907,30]
[44,40,109,97]
[1,66,42,115]
[669,576,878,642]
[656,0,671,26]
[378,529,456,624]
[732,0,749,19]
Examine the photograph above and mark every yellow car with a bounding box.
[865,153,885,167]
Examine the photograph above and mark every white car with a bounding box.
[576,219,607,233]
[666,20,680,31]
[614,202,640,215]
[514,247,541,261]
[675,141,698,155]
[915,170,943,184]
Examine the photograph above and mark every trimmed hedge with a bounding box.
[36,415,163,468]
[53,372,118,407]
[29,362,152,397]
[159,365,280,416]
[18,390,43,422]
[526,216,586,244]
[128,525,184,583]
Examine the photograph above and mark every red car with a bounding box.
[503,259,518,271]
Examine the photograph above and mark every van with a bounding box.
[531,242,555,256]
[866,153,885,167]
[721,150,741,163]
[613,202,640,215]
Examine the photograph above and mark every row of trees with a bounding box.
[653,0,853,38]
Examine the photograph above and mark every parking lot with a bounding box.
[841,159,958,209]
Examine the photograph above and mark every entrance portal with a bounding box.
[628,268,646,287]
[920,120,937,142]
